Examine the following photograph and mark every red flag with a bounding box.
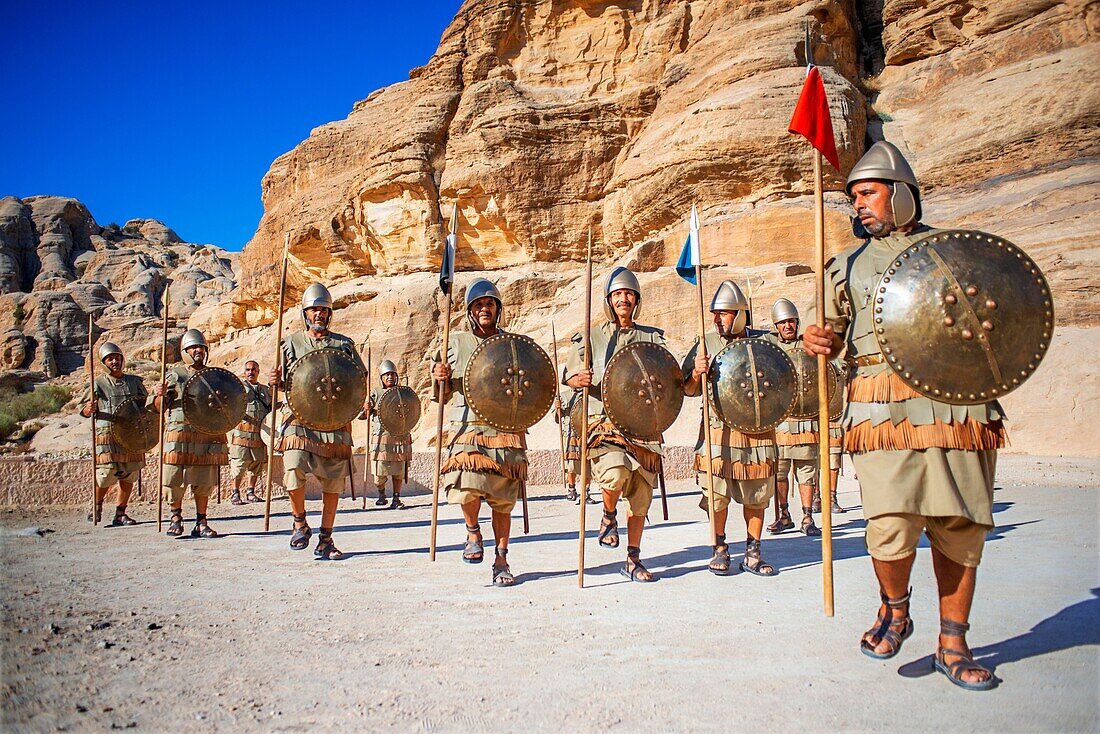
[788,65,839,170]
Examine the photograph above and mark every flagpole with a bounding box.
[429,204,457,562]
[813,148,835,617]
[692,210,719,548]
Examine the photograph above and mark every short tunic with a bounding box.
[79,374,149,487]
[230,381,271,472]
[369,386,412,479]
[763,331,845,466]
[433,330,527,510]
[813,224,1006,525]
[162,364,228,487]
[681,329,778,509]
[277,331,364,482]
[564,322,664,509]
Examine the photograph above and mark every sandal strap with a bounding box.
[292,513,307,523]
[745,537,761,553]
[603,509,617,521]
[495,545,508,557]
[880,587,912,608]
[626,545,641,559]
[465,523,481,534]
[940,617,971,636]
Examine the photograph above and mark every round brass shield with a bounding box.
[602,342,684,442]
[568,392,585,448]
[876,230,1054,404]
[709,338,796,433]
[285,348,368,431]
[377,385,422,435]
[827,361,847,422]
[789,350,840,420]
[109,398,158,453]
[463,333,555,432]
[182,367,247,435]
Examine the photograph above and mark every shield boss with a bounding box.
[709,338,796,433]
[376,385,422,435]
[602,342,684,442]
[463,333,555,432]
[285,348,367,431]
[109,398,158,453]
[875,229,1053,404]
[789,350,840,420]
[182,367,247,435]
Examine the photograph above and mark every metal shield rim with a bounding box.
[377,385,422,435]
[708,338,796,433]
[462,332,556,432]
[108,397,158,453]
[182,366,247,436]
[874,229,1054,405]
[285,347,368,431]
[603,341,684,442]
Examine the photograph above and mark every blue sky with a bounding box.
[1,1,462,251]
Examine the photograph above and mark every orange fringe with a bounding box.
[231,435,265,448]
[845,418,1006,452]
[95,451,145,465]
[278,435,352,459]
[445,431,527,449]
[374,452,410,463]
[163,450,229,466]
[590,433,662,472]
[441,451,528,481]
[847,370,924,403]
[703,425,776,449]
[695,455,775,480]
[165,429,227,446]
[775,430,818,446]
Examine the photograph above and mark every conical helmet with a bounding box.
[301,283,334,329]
[846,140,922,228]
[465,278,503,329]
[97,341,123,364]
[604,267,642,321]
[710,280,748,334]
[180,329,208,365]
[378,359,398,378]
[771,298,799,325]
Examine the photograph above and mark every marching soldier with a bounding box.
[269,283,368,560]
[153,329,228,538]
[229,360,270,505]
[804,141,1003,690]
[78,342,150,526]
[765,298,824,537]
[682,281,779,576]
[564,267,665,583]
[369,360,412,510]
[432,278,529,587]
[553,383,595,505]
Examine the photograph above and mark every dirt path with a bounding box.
[2,456,1097,732]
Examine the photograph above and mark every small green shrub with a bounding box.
[0,385,72,439]
[0,413,15,440]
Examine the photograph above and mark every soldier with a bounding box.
[553,383,596,505]
[269,283,368,560]
[804,141,1002,690]
[765,298,825,536]
[153,329,227,538]
[78,342,149,526]
[682,281,779,576]
[564,267,664,583]
[229,360,270,505]
[368,360,411,510]
[432,278,528,587]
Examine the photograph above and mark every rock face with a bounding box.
[0,196,235,380]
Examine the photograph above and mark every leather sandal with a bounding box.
[811,490,822,514]
[374,491,387,507]
[740,538,776,576]
[598,510,620,549]
[708,534,731,576]
[620,546,655,583]
[230,490,246,506]
[388,495,406,510]
[190,515,219,538]
[565,485,578,502]
[860,588,914,660]
[801,509,822,537]
[934,618,996,690]
[314,529,344,560]
[289,513,312,550]
[491,547,515,587]
[165,509,184,537]
[767,504,794,534]
[245,488,262,503]
[109,507,137,526]
[462,523,484,564]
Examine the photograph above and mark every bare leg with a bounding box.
[863,555,916,655]
[932,548,990,685]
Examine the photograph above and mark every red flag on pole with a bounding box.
[788,65,839,170]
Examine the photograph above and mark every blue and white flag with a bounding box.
[439,207,457,295]
[675,203,700,284]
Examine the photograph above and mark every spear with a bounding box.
[363,338,372,510]
[263,233,290,532]
[155,283,170,533]
[577,228,593,587]
[549,322,568,494]
[87,315,98,525]
[429,203,458,561]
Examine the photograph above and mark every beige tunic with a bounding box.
[230,381,271,468]
[433,330,527,507]
[762,331,844,461]
[369,386,412,479]
[162,364,228,488]
[814,224,1005,524]
[79,373,149,487]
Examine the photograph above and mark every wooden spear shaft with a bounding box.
[428,292,452,562]
[813,149,835,617]
[550,322,568,492]
[577,229,593,588]
[696,261,719,546]
[263,234,290,532]
[155,284,170,533]
[363,339,372,510]
[87,316,98,525]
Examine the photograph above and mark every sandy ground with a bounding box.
[1,456,1097,733]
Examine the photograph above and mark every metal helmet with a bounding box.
[465,278,503,329]
[845,140,922,229]
[604,267,642,321]
[378,359,398,378]
[771,298,799,325]
[710,280,748,334]
[301,282,334,330]
[97,341,123,364]
[180,329,208,365]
